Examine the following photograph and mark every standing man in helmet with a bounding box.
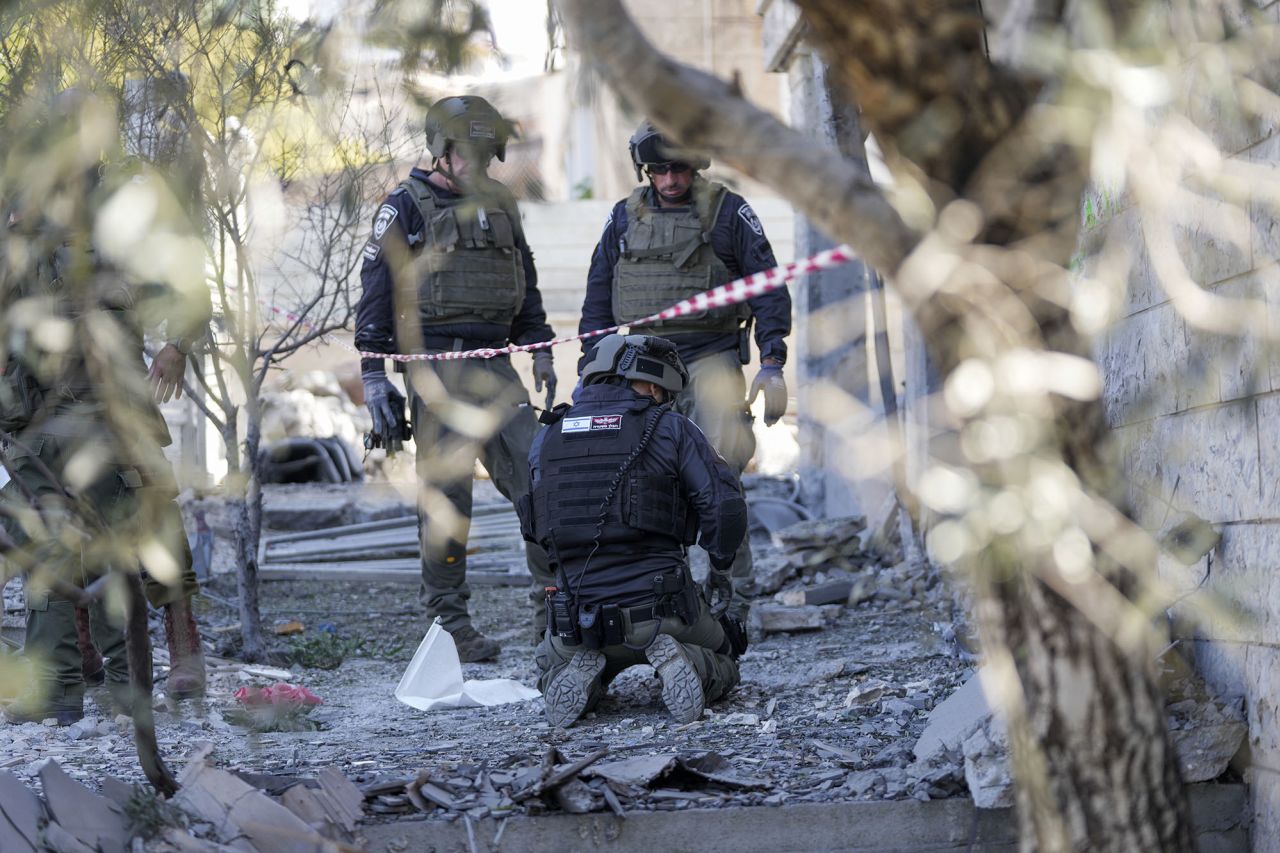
[521,334,748,728]
[356,95,557,662]
[577,121,791,622]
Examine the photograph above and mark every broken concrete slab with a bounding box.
[584,754,679,788]
[913,671,990,764]
[1170,710,1247,783]
[779,580,856,607]
[752,604,841,634]
[962,717,1013,809]
[39,761,130,853]
[0,769,42,852]
[175,753,330,853]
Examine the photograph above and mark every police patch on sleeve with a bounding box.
[362,242,380,261]
[737,203,763,236]
[372,204,398,240]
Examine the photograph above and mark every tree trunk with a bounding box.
[221,411,266,661]
[555,1,1196,849]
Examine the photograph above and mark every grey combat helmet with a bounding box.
[628,120,709,181]
[424,95,515,162]
[581,334,689,394]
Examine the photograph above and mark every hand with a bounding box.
[532,349,557,408]
[747,363,787,427]
[362,370,406,440]
[704,569,734,619]
[149,344,187,403]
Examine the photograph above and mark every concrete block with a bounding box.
[1189,638,1251,711]
[1079,205,1162,316]
[913,672,991,764]
[1256,395,1280,510]
[1180,60,1279,156]
[1205,521,1280,644]
[1148,401,1263,525]
[1101,300,1227,423]
[1248,133,1280,266]
[1192,273,1271,403]
[1173,190,1253,288]
[1243,644,1280,846]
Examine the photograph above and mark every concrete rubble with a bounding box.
[0,477,1255,847]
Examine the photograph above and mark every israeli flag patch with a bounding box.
[737,203,763,236]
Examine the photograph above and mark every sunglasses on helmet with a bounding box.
[645,162,691,176]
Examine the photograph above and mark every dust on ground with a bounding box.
[0,479,972,822]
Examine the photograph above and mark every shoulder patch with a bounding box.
[372,204,398,240]
[737,203,763,237]
[362,242,380,261]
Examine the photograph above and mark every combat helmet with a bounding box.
[424,95,515,162]
[580,334,689,395]
[628,120,709,181]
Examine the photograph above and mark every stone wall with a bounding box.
[1083,7,1280,846]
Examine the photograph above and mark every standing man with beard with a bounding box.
[356,96,557,661]
[578,121,791,622]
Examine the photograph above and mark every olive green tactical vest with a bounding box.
[400,176,527,329]
[611,178,747,335]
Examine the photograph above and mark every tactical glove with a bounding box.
[747,364,787,426]
[532,349,557,410]
[704,569,734,619]
[363,370,407,453]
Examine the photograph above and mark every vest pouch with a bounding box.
[423,205,461,250]
[622,471,687,542]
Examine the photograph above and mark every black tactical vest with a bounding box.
[530,402,695,565]
[611,178,748,335]
[400,176,527,328]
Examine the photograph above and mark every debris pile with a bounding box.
[364,745,770,821]
[0,748,364,853]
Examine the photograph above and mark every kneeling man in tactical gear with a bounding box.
[521,334,748,728]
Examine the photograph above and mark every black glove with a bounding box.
[747,363,787,427]
[532,349,556,410]
[704,568,734,619]
[363,370,407,453]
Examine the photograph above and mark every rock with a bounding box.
[778,580,856,607]
[962,716,1013,809]
[881,698,918,717]
[843,770,884,797]
[752,605,841,634]
[843,680,889,708]
[913,670,990,764]
[1169,700,1247,783]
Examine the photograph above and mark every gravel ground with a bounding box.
[0,480,974,825]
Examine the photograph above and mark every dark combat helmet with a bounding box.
[424,95,515,162]
[628,120,709,181]
[580,333,689,394]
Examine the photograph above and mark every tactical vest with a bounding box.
[529,402,695,566]
[611,178,747,335]
[399,176,526,329]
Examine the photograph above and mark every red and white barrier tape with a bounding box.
[276,243,857,362]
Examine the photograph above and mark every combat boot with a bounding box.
[75,607,105,686]
[163,597,206,699]
[645,634,705,724]
[543,649,606,728]
[451,625,500,663]
[7,684,84,727]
